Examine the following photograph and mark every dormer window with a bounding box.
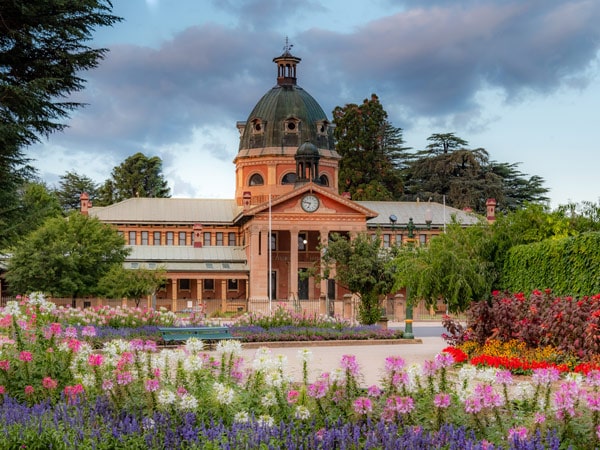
[284,117,300,134]
[316,120,329,136]
[251,118,264,134]
[281,172,296,184]
[249,173,264,186]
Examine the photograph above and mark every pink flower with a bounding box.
[67,338,82,353]
[434,393,451,408]
[422,360,437,377]
[177,386,188,396]
[64,326,78,338]
[287,390,299,404]
[508,426,528,441]
[116,371,133,386]
[50,322,62,336]
[307,380,328,399]
[19,351,33,362]
[145,378,160,392]
[434,352,454,368]
[353,396,373,415]
[24,385,34,395]
[387,395,414,414]
[88,354,104,367]
[102,380,114,391]
[81,326,96,337]
[495,370,514,385]
[0,360,10,371]
[42,377,58,390]
[534,412,546,424]
[384,356,406,373]
[367,385,383,398]
[586,392,600,411]
[0,385,5,395]
[340,355,360,376]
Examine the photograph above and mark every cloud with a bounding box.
[29,0,600,194]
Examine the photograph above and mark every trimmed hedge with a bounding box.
[502,231,600,296]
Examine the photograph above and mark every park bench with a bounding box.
[157,326,240,348]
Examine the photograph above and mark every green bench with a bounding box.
[157,326,240,347]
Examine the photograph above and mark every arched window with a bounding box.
[318,174,329,186]
[281,173,296,184]
[249,173,264,186]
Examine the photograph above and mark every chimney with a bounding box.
[80,192,91,215]
[193,223,202,248]
[243,191,252,210]
[486,198,497,223]
[342,192,351,199]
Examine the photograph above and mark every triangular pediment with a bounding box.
[241,183,378,219]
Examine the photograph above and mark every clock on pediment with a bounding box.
[301,194,320,212]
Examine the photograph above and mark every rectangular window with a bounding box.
[179,231,187,246]
[298,233,306,250]
[228,232,236,246]
[204,279,214,290]
[128,231,136,245]
[141,231,149,245]
[203,232,211,246]
[227,279,238,291]
[153,231,161,245]
[179,279,190,290]
[396,234,403,246]
[270,232,277,251]
[216,232,224,246]
[382,234,391,248]
[166,232,174,246]
[419,234,427,244]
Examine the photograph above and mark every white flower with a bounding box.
[234,411,250,423]
[142,418,155,431]
[157,389,177,406]
[215,339,242,356]
[261,391,277,407]
[79,373,96,389]
[102,339,131,357]
[179,393,199,411]
[252,348,276,372]
[265,370,284,388]
[213,382,235,405]
[330,368,345,383]
[297,348,313,363]
[257,415,274,427]
[3,301,22,317]
[184,338,204,354]
[183,354,204,372]
[294,405,311,420]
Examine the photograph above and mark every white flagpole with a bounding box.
[443,195,446,233]
[268,193,272,314]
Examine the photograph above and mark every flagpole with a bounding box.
[268,193,272,314]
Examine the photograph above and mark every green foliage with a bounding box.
[403,132,549,213]
[0,1,121,247]
[332,94,409,200]
[393,221,494,313]
[1,181,63,247]
[97,152,171,205]
[97,264,166,306]
[55,171,100,212]
[502,232,600,296]
[321,233,398,324]
[445,290,600,363]
[5,212,130,297]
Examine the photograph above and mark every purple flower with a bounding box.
[340,354,360,376]
[81,326,96,337]
[508,426,528,442]
[532,367,560,385]
[495,370,513,385]
[434,352,454,369]
[384,356,406,372]
[367,384,382,397]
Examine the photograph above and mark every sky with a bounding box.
[29,0,600,209]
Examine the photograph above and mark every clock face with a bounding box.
[301,194,320,212]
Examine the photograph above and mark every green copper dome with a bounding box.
[237,49,335,154]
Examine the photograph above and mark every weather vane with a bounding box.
[283,36,293,53]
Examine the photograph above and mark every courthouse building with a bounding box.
[79,47,487,317]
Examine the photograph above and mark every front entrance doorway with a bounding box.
[298,268,308,300]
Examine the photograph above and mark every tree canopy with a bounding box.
[97,152,171,205]
[5,212,129,298]
[56,171,100,213]
[392,221,494,312]
[332,94,409,201]
[321,232,398,324]
[98,265,166,306]
[0,0,120,248]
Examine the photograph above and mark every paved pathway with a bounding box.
[239,322,448,386]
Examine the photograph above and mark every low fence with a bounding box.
[0,295,463,323]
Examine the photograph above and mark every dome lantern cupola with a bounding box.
[295,141,320,184]
[273,38,301,87]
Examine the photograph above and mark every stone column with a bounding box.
[171,278,178,312]
[221,280,227,312]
